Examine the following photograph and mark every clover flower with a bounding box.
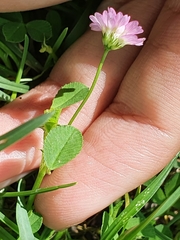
[89,7,146,50]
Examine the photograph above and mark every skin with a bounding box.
[0,0,179,230]
[0,0,68,12]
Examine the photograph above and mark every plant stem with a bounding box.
[68,48,110,125]
[26,162,47,211]
[26,48,110,209]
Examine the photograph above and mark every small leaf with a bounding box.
[43,108,61,134]
[46,10,61,33]
[51,82,89,109]
[26,20,52,42]
[46,10,62,45]
[44,125,83,170]
[2,22,26,43]
[28,211,43,234]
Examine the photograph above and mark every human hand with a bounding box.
[0,0,179,230]
[0,0,68,12]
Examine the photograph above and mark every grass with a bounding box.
[0,0,179,239]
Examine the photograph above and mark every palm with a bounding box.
[0,0,178,230]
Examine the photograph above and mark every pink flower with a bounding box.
[89,7,146,50]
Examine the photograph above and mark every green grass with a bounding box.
[0,0,179,239]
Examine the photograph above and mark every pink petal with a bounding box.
[89,23,102,31]
[121,35,146,46]
[107,7,117,18]
[89,7,146,49]
[125,21,144,34]
[117,14,130,27]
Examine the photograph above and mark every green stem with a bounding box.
[26,162,47,211]
[68,48,110,125]
[11,35,29,101]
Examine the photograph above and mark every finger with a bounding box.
[49,0,163,130]
[115,1,180,133]
[0,0,68,12]
[35,0,165,229]
[0,0,157,184]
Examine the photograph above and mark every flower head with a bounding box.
[89,7,146,50]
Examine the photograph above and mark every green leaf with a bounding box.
[153,225,173,240]
[164,172,180,197]
[125,217,141,230]
[46,10,62,45]
[152,187,166,204]
[43,108,61,134]
[141,222,156,238]
[16,181,35,240]
[26,20,52,42]
[0,112,53,151]
[2,22,26,43]
[28,211,43,234]
[51,82,89,109]
[44,125,83,170]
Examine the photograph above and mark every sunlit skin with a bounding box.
[0,0,180,230]
[0,0,68,12]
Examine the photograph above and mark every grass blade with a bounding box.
[16,179,35,240]
[0,226,16,240]
[0,112,53,151]
[101,154,178,240]
[0,76,29,93]
[118,186,180,240]
[0,182,76,197]
[0,212,19,234]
